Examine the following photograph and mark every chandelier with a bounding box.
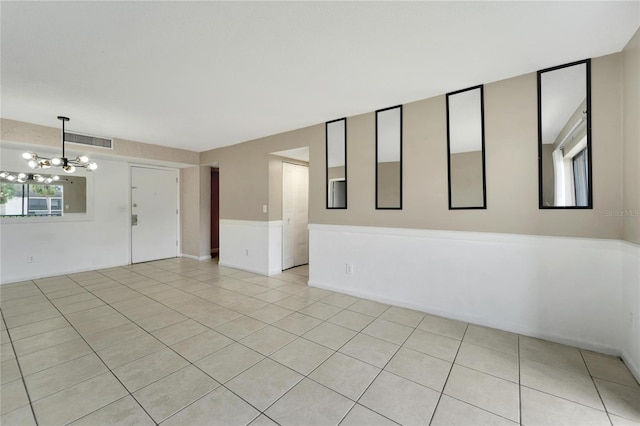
[22,116,97,173]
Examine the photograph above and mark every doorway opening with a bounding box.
[210,167,219,258]
[282,162,309,270]
[271,147,310,273]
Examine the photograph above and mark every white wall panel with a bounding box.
[1,150,131,283]
[268,221,283,276]
[309,224,630,361]
[219,219,283,276]
[622,241,640,381]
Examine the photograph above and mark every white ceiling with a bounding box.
[272,147,309,163]
[1,1,638,153]
[540,63,587,145]
[448,87,483,154]
[326,119,346,168]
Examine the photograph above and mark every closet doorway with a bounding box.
[210,167,219,258]
[282,162,309,270]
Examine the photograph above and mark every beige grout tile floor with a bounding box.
[1,257,639,425]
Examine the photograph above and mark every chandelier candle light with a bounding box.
[22,116,98,173]
[0,172,60,184]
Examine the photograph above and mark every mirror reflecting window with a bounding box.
[446,85,486,209]
[0,173,86,217]
[538,59,591,208]
[326,118,347,209]
[376,105,402,209]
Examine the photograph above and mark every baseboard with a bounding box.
[218,261,266,276]
[1,262,129,285]
[268,265,284,276]
[309,278,621,357]
[622,351,640,384]
[180,254,212,261]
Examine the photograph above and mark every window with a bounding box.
[0,183,64,217]
[51,198,62,211]
[573,148,588,206]
[28,198,48,211]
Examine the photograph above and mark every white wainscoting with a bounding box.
[309,224,637,376]
[0,156,131,284]
[219,219,283,276]
[180,254,212,261]
[621,241,640,381]
[268,221,283,276]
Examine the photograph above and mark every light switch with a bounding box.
[262,205,268,213]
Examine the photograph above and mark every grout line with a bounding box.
[428,322,469,426]
[0,309,39,426]
[5,260,631,426]
[28,278,160,425]
[14,265,212,424]
[340,307,426,424]
[78,262,311,423]
[9,268,297,425]
[579,350,614,426]
[519,384,613,414]
[204,297,393,424]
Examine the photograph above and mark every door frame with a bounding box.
[129,164,181,264]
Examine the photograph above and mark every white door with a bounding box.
[282,162,309,270]
[131,166,178,263]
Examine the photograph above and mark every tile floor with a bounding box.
[1,258,639,425]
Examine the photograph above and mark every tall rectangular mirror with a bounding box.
[446,85,486,209]
[538,59,591,208]
[376,105,402,209]
[326,118,347,209]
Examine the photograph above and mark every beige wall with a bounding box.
[377,161,401,208]
[328,166,345,180]
[1,48,631,262]
[202,53,624,240]
[1,118,199,167]
[268,156,284,222]
[180,166,200,256]
[623,29,640,244]
[180,165,211,258]
[312,54,622,238]
[449,151,483,208]
[268,155,309,221]
[1,118,205,256]
[198,165,211,257]
[61,176,87,213]
[200,125,323,222]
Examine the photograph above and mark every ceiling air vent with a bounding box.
[64,132,113,149]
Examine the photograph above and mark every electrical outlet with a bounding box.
[262,205,268,213]
[345,263,353,275]
[27,256,34,263]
